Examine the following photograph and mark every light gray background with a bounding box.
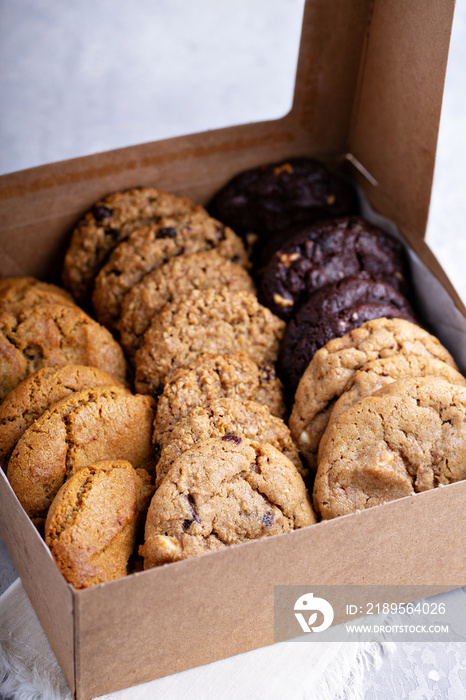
[1,1,465,698]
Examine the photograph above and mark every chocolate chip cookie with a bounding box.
[259,217,409,319]
[141,437,316,568]
[155,398,302,487]
[92,211,248,330]
[7,386,155,522]
[0,364,127,469]
[314,376,466,519]
[119,250,255,359]
[45,460,154,588]
[0,302,127,402]
[134,288,286,397]
[62,187,204,306]
[289,317,457,470]
[153,352,286,448]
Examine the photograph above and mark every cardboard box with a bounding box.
[1,1,465,697]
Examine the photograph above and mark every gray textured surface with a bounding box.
[0,1,465,698]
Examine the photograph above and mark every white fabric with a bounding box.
[0,579,392,700]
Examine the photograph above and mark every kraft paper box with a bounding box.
[1,1,465,698]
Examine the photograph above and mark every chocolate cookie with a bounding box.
[7,386,155,522]
[141,437,316,568]
[289,317,457,470]
[155,398,303,487]
[92,211,248,330]
[0,364,128,469]
[318,355,466,461]
[45,460,154,588]
[119,250,255,359]
[259,217,409,319]
[153,352,286,448]
[0,302,127,402]
[314,376,466,519]
[278,273,417,391]
[208,157,358,251]
[62,187,204,306]
[134,287,286,397]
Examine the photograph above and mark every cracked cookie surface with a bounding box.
[92,210,248,330]
[314,376,466,519]
[62,187,203,306]
[0,302,127,401]
[289,317,457,470]
[134,287,285,396]
[0,364,127,469]
[155,397,302,487]
[0,276,74,309]
[45,459,154,588]
[7,386,155,521]
[119,250,254,358]
[141,437,315,568]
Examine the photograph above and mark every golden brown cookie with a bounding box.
[92,211,249,330]
[153,352,286,448]
[119,250,255,359]
[314,376,466,519]
[7,386,155,522]
[289,318,457,470]
[45,460,155,588]
[134,288,285,396]
[62,187,203,306]
[318,355,466,460]
[0,365,128,469]
[155,398,303,487]
[0,302,127,402]
[141,437,316,568]
[0,276,74,308]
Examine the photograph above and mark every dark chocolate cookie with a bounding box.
[208,157,358,252]
[259,217,410,319]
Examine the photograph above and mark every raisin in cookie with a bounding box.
[314,376,466,519]
[0,364,127,469]
[155,398,302,487]
[7,386,155,522]
[141,437,315,568]
[62,187,204,306]
[92,211,248,330]
[45,460,154,588]
[134,288,285,397]
[153,352,285,448]
[119,250,255,359]
[289,317,457,470]
[0,302,127,402]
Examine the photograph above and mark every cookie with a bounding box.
[278,273,416,390]
[289,317,457,470]
[153,352,286,448]
[314,376,466,519]
[45,460,155,588]
[62,187,204,306]
[318,355,466,461]
[208,157,358,251]
[155,398,303,487]
[92,211,249,330]
[0,277,74,308]
[119,250,255,359]
[7,386,156,522]
[0,364,128,469]
[259,217,409,319]
[141,437,316,568]
[134,287,286,397]
[0,302,127,402]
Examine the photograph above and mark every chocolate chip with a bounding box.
[93,205,113,220]
[262,511,274,527]
[157,227,177,239]
[186,494,201,523]
[222,434,242,445]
